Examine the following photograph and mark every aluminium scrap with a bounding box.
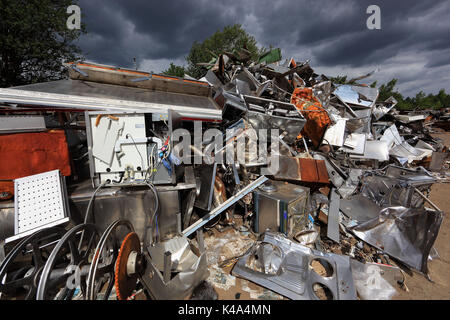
[351,206,443,275]
[232,231,357,300]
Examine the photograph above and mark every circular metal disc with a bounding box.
[114,232,140,300]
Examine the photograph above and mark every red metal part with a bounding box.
[114,232,141,300]
[0,130,71,197]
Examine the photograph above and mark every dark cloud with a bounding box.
[75,0,450,96]
[426,50,450,68]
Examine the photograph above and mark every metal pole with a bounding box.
[182,176,269,237]
[414,187,441,211]
[197,229,205,253]
[163,251,172,283]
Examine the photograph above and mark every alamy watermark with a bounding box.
[366,5,381,30]
[66,5,81,30]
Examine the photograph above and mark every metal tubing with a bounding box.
[182,176,268,237]
[414,187,441,212]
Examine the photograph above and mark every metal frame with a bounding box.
[0,87,222,122]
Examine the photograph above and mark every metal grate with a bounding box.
[13,170,68,236]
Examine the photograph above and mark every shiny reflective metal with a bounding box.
[147,236,199,272]
[243,95,306,144]
[270,156,329,184]
[372,96,397,121]
[140,232,208,300]
[340,194,382,223]
[232,231,357,300]
[68,180,181,242]
[0,79,221,122]
[351,206,443,274]
[182,176,269,237]
[193,163,217,211]
[334,85,378,108]
[253,180,309,236]
[0,115,46,134]
[350,140,389,161]
[327,189,340,243]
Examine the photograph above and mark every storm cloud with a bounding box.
[76,0,450,97]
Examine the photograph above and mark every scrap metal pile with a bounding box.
[0,47,448,300]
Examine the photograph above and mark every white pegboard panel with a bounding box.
[13,170,68,237]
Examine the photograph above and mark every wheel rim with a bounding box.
[86,219,135,300]
[0,227,66,300]
[36,223,99,300]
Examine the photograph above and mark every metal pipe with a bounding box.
[182,176,268,237]
[414,187,441,211]
[176,213,182,235]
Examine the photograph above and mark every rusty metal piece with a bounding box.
[271,156,329,184]
[115,232,140,300]
[213,175,233,224]
[214,176,227,202]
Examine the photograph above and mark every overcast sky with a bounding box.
[75,0,450,97]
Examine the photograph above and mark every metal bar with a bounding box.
[414,188,441,211]
[71,66,88,77]
[183,189,197,229]
[327,188,340,243]
[163,251,172,283]
[176,213,182,235]
[182,176,268,237]
[0,88,222,121]
[197,229,205,253]
[231,164,241,185]
[302,137,309,156]
[0,240,5,265]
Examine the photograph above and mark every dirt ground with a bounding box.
[208,132,450,300]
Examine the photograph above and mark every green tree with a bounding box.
[377,78,412,110]
[185,24,263,79]
[162,62,185,77]
[0,0,86,87]
[329,75,349,85]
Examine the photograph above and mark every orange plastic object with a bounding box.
[0,130,71,197]
[290,87,331,148]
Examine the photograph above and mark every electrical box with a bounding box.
[85,110,181,186]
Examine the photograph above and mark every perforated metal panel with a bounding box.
[13,170,69,237]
